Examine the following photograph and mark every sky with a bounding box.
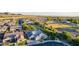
[14,12,79,16]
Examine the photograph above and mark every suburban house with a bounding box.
[0,32,4,40]
[18,19,24,26]
[16,25,22,31]
[1,26,8,32]
[10,26,16,32]
[24,30,48,41]
[26,20,34,25]
[4,33,17,43]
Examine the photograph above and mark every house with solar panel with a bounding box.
[24,30,48,41]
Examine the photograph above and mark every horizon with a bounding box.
[1,12,79,17]
[14,12,79,16]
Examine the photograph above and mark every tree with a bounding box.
[67,18,79,24]
[43,28,56,40]
[22,22,29,30]
[17,39,27,46]
[56,17,62,22]
[29,25,36,30]
[72,36,79,46]
[62,31,73,41]
[9,43,15,46]
[30,18,34,21]
[4,12,9,15]
[34,22,39,25]
[16,20,19,26]
[47,16,52,21]
[7,26,10,31]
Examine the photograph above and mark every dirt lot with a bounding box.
[47,24,71,28]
